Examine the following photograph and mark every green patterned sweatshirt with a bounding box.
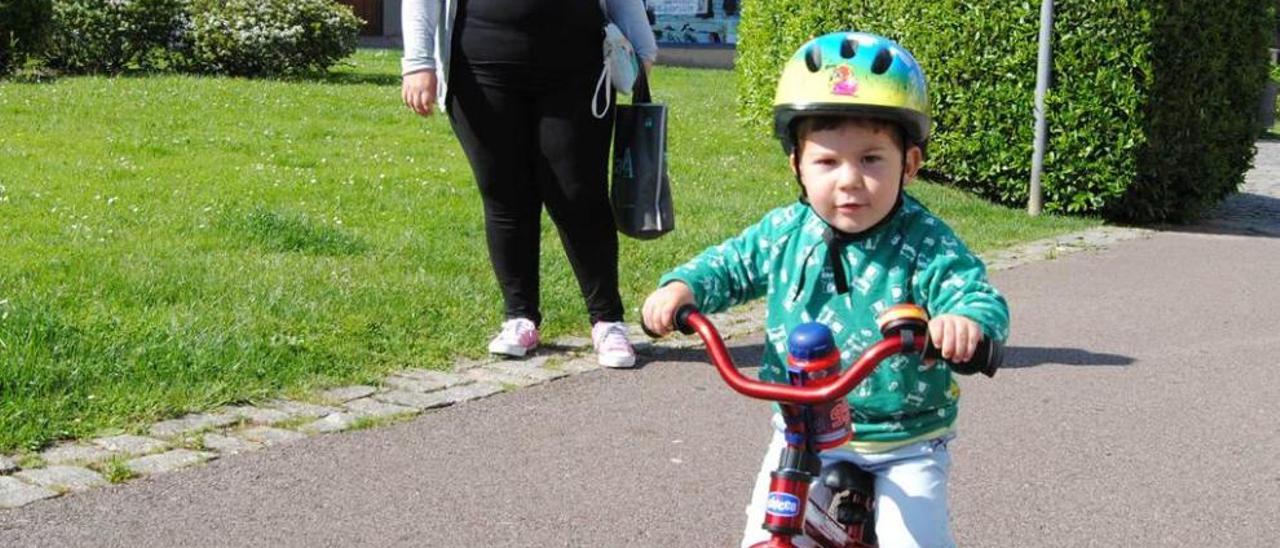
[658,196,1009,452]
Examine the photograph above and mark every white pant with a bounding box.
[741,423,956,548]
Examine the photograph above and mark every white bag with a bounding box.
[602,23,639,94]
[592,2,641,118]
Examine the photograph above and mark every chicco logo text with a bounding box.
[766,492,800,517]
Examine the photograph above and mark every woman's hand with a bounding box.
[402,70,438,117]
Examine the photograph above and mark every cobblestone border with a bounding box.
[0,225,1150,510]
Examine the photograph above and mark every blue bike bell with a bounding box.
[787,323,837,363]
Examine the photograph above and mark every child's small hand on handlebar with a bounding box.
[927,314,983,365]
[641,282,695,337]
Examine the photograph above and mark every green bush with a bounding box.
[186,0,360,77]
[45,0,190,73]
[1273,64,1280,125]
[739,0,1274,223]
[0,0,53,74]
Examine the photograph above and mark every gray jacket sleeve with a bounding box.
[606,0,658,63]
[401,0,438,75]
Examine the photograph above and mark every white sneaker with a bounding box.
[592,321,636,368]
[488,318,539,357]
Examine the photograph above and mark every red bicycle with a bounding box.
[649,303,1001,548]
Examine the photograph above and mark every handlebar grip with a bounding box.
[673,304,698,335]
[922,336,1004,378]
[640,304,700,338]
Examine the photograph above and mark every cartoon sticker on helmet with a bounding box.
[830,65,858,96]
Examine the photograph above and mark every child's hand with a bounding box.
[641,282,695,336]
[927,314,982,365]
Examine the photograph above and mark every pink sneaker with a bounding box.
[592,321,636,368]
[488,318,539,357]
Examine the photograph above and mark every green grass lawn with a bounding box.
[0,50,1097,452]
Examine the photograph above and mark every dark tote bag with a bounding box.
[610,63,674,240]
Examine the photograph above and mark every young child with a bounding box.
[641,32,1009,547]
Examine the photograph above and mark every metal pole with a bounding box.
[1029,0,1054,216]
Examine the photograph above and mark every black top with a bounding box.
[455,0,604,70]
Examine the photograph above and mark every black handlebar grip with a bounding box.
[673,304,698,335]
[922,337,1004,378]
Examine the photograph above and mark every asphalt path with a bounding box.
[4,228,1279,547]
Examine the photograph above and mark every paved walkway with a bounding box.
[1198,140,1280,235]
[1,143,1276,545]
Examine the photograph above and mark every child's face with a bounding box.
[791,123,922,233]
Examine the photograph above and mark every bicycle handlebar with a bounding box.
[650,303,1002,403]
[674,305,925,405]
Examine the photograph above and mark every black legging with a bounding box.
[446,61,622,326]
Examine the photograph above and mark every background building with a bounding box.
[338,0,741,46]
[340,0,738,68]
[648,0,740,45]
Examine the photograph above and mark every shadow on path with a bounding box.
[638,342,1135,371]
[1154,192,1280,239]
[1152,140,1280,239]
[1002,345,1135,369]
[637,342,764,372]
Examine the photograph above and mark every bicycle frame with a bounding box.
[677,309,927,548]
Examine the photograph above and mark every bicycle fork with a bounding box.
[752,417,878,548]
[758,444,819,546]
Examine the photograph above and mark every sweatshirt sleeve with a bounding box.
[657,214,777,314]
[401,0,439,75]
[607,0,658,63]
[911,228,1011,342]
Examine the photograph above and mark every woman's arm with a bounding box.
[401,0,442,116]
[607,0,658,65]
[401,0,440,75]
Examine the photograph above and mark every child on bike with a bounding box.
[641,32,1010,547]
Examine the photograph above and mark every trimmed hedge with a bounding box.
[0,0,53,74]
[739,1,1275,222]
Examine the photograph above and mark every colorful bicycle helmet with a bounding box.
[773,32,930,155]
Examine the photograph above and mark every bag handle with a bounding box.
[592,67,612,119]
[599,54,650,118]
[632,54,652,104]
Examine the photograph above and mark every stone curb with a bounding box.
[982,226,1153,272]
[126,450,216,476]
[0,224,1149,510]
[15,466,107,493]
[0,477,58,509]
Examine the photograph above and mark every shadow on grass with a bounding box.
[2,67,403,87]
[318,71,402,87]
